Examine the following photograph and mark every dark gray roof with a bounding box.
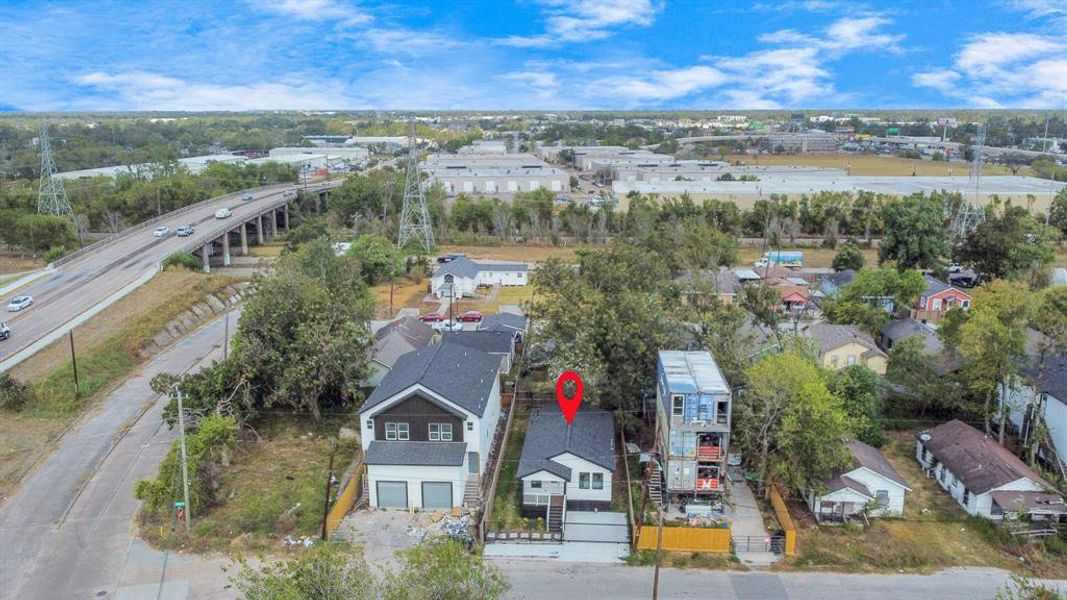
[361,342,500,417]
[847,440,910,489]
[364,441,467,466]
[674,269,741,295]
[434,257,528,279]
[1024,354,1067,403]
[801,323,883,357]
[478,313,528,332]
[371,316,434,370]
[922,275,953,297]
[882,318,943,354]
[826,474,874,498]
[823,269,856,289]
[443,330,515,355]
[517,406,616,480]
[918,420,1051,494]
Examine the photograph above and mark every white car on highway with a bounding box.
[7,296,33,312]
[0,321,9,341]
[152,226,170,237]
[215,208,232,219]
[241,193,254,201]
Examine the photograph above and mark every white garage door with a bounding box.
[377,481,408,509]
[422,482,453,509]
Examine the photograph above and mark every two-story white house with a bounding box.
[359,343,502,510]
[654,351,732,504]
[431,257,529,299]
[1000,355,1067,475]
[516,406,616,532]
[916,420,1066,524]
[807,440,911,523]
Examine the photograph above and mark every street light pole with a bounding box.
[69,330,80,399]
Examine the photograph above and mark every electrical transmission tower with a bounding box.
[36,122,73,217]
[951,124,987,238]
[396,123,435,252]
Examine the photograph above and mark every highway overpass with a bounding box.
[0,181,341,372]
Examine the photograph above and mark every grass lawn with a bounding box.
[0,269,243,498]
[369,277,435,319]
[438,244,582,263]
[246,241,285,258]
[735,246,880,270]
[0,253,41,275]
[776,432,1067,576]
[716,153,1021,177]
[488,412,531,531]
[141,416,361,553]
[626,549,747,571]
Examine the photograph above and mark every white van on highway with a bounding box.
[215,208,232,219]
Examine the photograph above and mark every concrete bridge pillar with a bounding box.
[256,214,264,244]
[240,222,248,255]
[201,243,211,274]
[282,203,290,230]
[221,231,231,266]
[270,208,278,238]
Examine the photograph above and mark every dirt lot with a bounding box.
[337,507,476,565]
[0,253,40,276]
[369,278,436,319]
[451,286,534,318]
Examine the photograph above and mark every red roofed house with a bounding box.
[912,276,971,324]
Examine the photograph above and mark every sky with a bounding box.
[0,0,1064,111]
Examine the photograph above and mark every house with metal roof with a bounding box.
[912,275,972,324]
[430,257,529,299]
[807,441,911,523]
[517,406,616,527]
[367,316,435,387]
[915,420,1065,524]
[358,342,503,510]
[653,351,732,504]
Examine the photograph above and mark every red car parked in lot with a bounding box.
[419,313,447,322]
[456,311,484,323]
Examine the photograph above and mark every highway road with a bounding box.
[0,181,338,371]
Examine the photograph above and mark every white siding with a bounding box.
[521,470,566,505]
[831,467,908,516]
[367,463,467,509]
[917,440,1047,518]
[485,180,497,193]
[549,452,613,503]
[1001,382,1067,467]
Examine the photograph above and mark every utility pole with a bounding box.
[176,389,192,533]
[320,441,337,541]
[222,311,230,361]
[68,330,80,399]
[651,505,664,600]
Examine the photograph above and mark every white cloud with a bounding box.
[1008,0,1067,24]
[760,16,903,53]
[356,28,466,55]
[255,0,371,26]
[595,66,727,101]
[73,71,349,111]
[914,32,1067,108]
[500,0,661,46]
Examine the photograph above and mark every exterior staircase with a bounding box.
[463,478,482,508]
[647,461,664,507]
[547,495,564,534]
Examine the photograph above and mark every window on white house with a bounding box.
[875,490,889,507]
[531,481,542,489]
[467,421,473,431]
[366,419,373,429]
[579,473,591,489]
[830,355,839,367]
[429,423,453,441]
[592,473,604,490]
[847,355,857,366]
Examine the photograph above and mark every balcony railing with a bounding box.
[697,445,724,460]
[523,493,553,506]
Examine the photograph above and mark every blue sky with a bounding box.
[0,0,1064,111]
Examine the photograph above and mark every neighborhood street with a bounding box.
[0,310,238,600]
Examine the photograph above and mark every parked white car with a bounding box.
[152,226,170,237]
[215,208,232,219]
[7,296,33,312]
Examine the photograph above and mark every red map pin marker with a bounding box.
[555,371,583,424]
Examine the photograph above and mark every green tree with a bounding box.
[349,234,404,285]
[230,543,376,600]
[233,239,374,419]
[878,193,950,270]
[885,336,955,418]
[134,414,238,514]
[1049,188,1067,237]
[954,205,1057,287]
[740,284,784,346]
[826,365,886,447]
[382,539,510,600]
[831,242,866,272]
[734,351,853,493]
[822,267,925,336]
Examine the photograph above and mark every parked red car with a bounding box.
[456,311,484,323]
[419,313,447,323]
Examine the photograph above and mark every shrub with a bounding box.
[43,246,67,263]
[0,373,35,411]
[162,252,202,271]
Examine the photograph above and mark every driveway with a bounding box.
[335,507,475,566]
[484,511,629,563]
[726,479,778,566]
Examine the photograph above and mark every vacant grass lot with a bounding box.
[246,241,285,258]
[369,277,434,319]
[777,432,1067,576]
[141,416,361,553]
[735,246,881,270]
[0,269,242,497]
[716,153,1021,177]
[451,286,535,318]
[488,413,530,531]
[437,244,581,263]
[0,253,41,275]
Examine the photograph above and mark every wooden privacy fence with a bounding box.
[325,460,365,539]
[478,381,520,543]
[634,525,732,554]
[768,486,797,556]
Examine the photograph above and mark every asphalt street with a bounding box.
[0,309,239,600]
[0,181,337,369]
